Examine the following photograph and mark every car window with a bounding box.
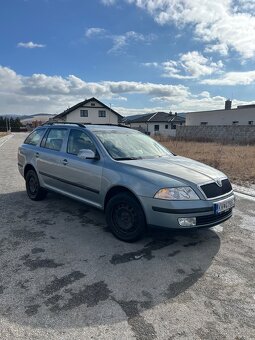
[24,129,46,146]
[43,128,68,151]
[67,129,96,155]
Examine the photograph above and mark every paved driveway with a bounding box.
[0,133,254,340]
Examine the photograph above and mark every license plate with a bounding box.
[214,196,235,214]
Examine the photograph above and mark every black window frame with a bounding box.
[98,110,106,118]
[80,109,88,117]
[165,124,168,129]
[154,124,159,131]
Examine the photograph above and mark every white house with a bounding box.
[54,97,123,125]
[124,112,185,137]
[186,101,255,126]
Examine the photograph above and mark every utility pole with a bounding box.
[5,117,11,132]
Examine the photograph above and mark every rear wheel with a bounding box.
[25,169,47,201]
[106,192,146,242]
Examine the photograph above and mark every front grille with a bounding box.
[200,179,232,198]
[196,209,232,226]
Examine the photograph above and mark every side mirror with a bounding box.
[77,149,98,160]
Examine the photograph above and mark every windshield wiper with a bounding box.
[114,157,142,160]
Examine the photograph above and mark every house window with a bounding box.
[171,124,176,130]
[232,121,239,125]
[91,103,95,106]
[154,125,159,131]
[99,110,106,117]
[200,122,208,125]
[80,110,88,117]
[165,124,168,129]
[248,121,253,125]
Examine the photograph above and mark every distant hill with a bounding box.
[0,113,54,119]
[19,113,54,120]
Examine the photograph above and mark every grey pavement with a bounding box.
[0,133,254,340]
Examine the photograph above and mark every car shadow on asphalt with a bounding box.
[0,190,221,331]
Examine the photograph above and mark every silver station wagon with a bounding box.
[18,123,235,242]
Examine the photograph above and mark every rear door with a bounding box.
[36,127,69,191]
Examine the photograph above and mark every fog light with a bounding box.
[178,217,196,227]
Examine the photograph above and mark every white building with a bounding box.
[54,97,123,125]
[124,112,185,136]
[186,101,255,126]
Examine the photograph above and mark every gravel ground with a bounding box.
[0,133,254,340]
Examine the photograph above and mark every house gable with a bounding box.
[54,97,123,124]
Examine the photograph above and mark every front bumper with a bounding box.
[139,192,234,229]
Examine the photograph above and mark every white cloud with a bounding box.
[201,70,255,85]
[204,43,229,56]
[108,31,153,54]
[234,0,255,13]
[144,51,223,79]
[85,27,156,54]
[142,62,159,67]
[104,0,255,59]
[0,65,189,114]
[101,0,116,5]
[85,27,106,38]
[0,65,253,115]
[17,41,45,49]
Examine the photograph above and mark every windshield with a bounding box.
[94,130,172,160]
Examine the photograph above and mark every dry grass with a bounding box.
[155,137,255,185]
[0,132,9,138]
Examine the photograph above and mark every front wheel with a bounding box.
[25,169,47,201]
[105,193,146,242]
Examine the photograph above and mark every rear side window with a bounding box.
[24,129,46,146]
[43,128,68,151]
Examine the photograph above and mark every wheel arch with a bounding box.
[104,185,147,223]
[24,164,36,178]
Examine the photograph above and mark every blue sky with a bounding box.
[1,0,255,115]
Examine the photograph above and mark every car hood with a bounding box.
[121,155,226,185]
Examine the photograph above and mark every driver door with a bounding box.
[59,129,103,208]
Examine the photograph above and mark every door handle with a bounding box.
[62,159,68,165]
[35,152,39,158]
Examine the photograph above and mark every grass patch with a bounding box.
[155,137,255,185]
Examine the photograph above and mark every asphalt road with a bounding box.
[0,133,254,340]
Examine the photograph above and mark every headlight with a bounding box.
[154,187,200,200]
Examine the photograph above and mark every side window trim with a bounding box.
[40,128,50,148]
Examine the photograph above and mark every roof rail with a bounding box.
[42,121,86,128]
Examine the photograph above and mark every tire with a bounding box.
[25,169,47,201]
[105,192,146,242]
